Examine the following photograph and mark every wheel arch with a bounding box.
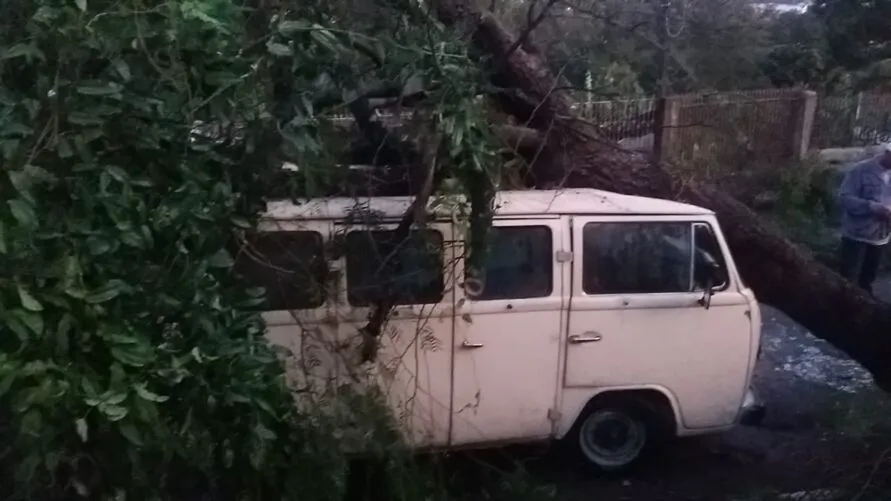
[558,386,682,440]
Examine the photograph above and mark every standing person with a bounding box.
[838,144,891,295]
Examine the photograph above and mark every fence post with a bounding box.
[791,89,818,160]
[658,96,680,161]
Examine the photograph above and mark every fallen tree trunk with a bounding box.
[432,0,891,390]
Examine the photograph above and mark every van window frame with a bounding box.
[693,222,731,293]
[464,224,555,301]
[579,218,734,297]
[232,229,329,311]
[341,226,448,308]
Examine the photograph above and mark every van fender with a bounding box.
[555,385,684,440]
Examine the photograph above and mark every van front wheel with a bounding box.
[576,406,649,471]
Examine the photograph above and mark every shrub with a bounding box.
[0,1,347,499]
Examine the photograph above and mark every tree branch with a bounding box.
[357,129,443,363]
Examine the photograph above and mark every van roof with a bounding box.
[263,188,712,221]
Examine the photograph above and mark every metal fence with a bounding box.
[325,88,891,167]
[574,97,657,147]
[574,88,805,169]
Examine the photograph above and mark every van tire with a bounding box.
[566,395,669,473]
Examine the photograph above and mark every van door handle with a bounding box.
[461,340,485,349]
[569,333,602,344]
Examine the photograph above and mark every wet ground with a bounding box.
[452,278,891,501]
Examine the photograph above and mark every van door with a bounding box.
[335,221,456,447]
[450,218,569,445]
[565,216,752,429]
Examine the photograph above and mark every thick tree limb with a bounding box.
[431,0,891,390]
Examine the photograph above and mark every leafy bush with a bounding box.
[0,1,348,499]
[765,161,843,266]
[0,0,507,499]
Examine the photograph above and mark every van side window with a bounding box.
[582,222,693,294]
[233,231,327,310]
[470,226,553,300]
[693,223,729,290]
[345,229,444,306]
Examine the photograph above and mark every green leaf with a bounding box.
[207,249,233,268]
[8,171,34,203]
[81,378,99,398]
[120,231,143,248]
[119,422,143,446]
[111,346,149,367]
[77,82,121,97]
[56,314,72,357]
[2,123,33,137]
[254,422,277,440]
[0,372,17,399]
[112,59,131,81]
[3,314,29,343]
[18,286,43,312]
[75,418,88,442]
[0,221,6,254]
[266,41,293,57]
[402,73,425,97]
[8,199,37,228]
[106,392,127,405]
[278,20,310,36]
[1,44,45,62]
[84,281,125,304]
[56,137,73,158]
[100,403,128,421]
[75,0,87,11]
[87,236,112,255]
[67,112,104,126]
[135,383,169,403]
[309,26,340,52]
[105,165,129,183]
[13,310,44,335]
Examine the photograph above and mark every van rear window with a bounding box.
[468,226,553,300]
[582,222,694,294]
[233,231,327,310]
[345,229,444,306]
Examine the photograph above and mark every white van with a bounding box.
[237,188,764,471]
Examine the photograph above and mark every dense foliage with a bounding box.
[0,0,497,499]
[497,0,891,97]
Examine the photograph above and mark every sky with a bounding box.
[751,2,809,13]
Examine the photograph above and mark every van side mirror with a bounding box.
[697,262,720,310]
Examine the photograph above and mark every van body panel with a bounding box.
[450,218,567,445]
[564,215,753,430]
[251,190,760,451]
[333,220,457,447]
[556,385,686,439]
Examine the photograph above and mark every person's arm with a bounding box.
[839,168,884,216]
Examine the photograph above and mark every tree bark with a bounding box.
[431,0,891,390]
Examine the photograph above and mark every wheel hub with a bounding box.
[578,409,647,468]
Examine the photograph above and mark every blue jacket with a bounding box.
[839,156,891,245]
